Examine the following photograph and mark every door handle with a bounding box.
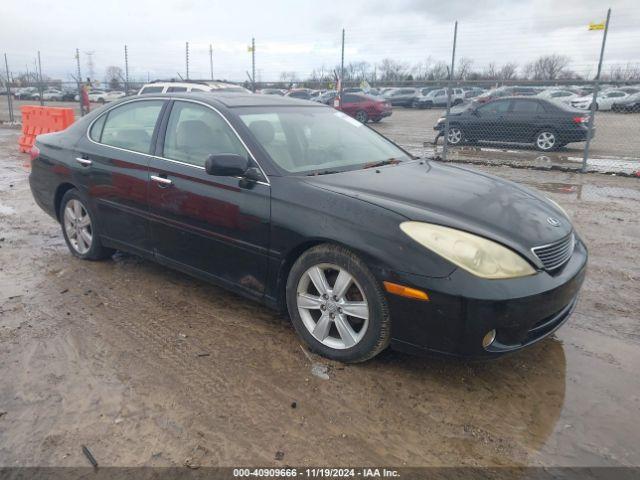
[151,175,173,186]
[75,157,92,166]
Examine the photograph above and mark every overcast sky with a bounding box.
[2,0,639,83]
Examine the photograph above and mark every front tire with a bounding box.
[60,189,114,260]
[286,244,391,363]
[446,126,464,145]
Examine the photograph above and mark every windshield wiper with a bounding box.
[362,158,402,169]
[307,169,341,176]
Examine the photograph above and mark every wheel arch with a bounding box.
[53,182,77,221]
[275,238,382,313]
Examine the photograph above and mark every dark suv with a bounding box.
[434,97,592,151]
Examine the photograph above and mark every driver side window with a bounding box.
[163,101,248,167]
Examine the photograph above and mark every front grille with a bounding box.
[532,233,575,271]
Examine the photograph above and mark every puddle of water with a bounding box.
[0,204,16,215]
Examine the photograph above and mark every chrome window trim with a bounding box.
[85,96,271,186]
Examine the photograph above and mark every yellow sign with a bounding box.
[589,22,605,30]
[247,46,254,52]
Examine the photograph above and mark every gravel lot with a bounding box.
[0,126,639,467]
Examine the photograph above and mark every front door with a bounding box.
[468,99,511,141]
[74,99,167,254]
[148,100,271,299]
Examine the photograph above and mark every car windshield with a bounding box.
[238,106,411,174]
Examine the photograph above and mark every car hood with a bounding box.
[302,161,572,259]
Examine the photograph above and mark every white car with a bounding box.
[42,89,64,101]
[413,88,465,108]
[571,89,629,111]
[536,89,579,106]
[90,90,126,103]
[137,81,251,95]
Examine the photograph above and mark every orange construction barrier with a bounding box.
[18,106,75,153]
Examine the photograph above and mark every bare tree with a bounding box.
[524,54,571,80]
[105,66,124,90]
[607,63,640,82]
[499,62,518,80]
[456,57,474,80]
[377,58,409,82]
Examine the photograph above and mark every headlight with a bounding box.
[400,222,536,279]
[436,117,445,124]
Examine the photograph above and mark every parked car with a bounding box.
[338,93,392,123]
[474,86,541,104]
[259,88,285,95]
[42,89,64,101]
[312,90,337,105]
[28,92,586,362]
[285,89,314,100]
[611,92,640,113]
[138,81,251,95]
[383,88,418,107]
[14,87,39,100]
[536,89,580,106]
[413,88,465,108]
[89,90,126,103]
[61,89,77,101]
[463,87,485,99]
[571,89,629,111]
[434,97,592,151]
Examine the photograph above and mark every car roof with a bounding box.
[139,91,326,108]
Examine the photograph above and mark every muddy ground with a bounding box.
[0,126,639,467]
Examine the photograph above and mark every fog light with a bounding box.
[482,329,496,349]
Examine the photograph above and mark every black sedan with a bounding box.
[434,97,592,151]
[611,93,640,113]
[29,93,587,362]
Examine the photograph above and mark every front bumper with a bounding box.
[379,237,588,358]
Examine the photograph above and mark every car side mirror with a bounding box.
[205,154,249,177]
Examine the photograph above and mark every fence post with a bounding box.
[582,8,611,172]
[3,54,14,123]
[251,38,256,92]
[185,42,190,80]
[340,28,345,102]
[37,51,44,106]
[75,48,84,116]
[442,20,458,161]
[124,45,129,93]
[209,44,214,81]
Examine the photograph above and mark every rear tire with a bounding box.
[534,129,558,152]
[59,189,115,261]
[286,244,391,363]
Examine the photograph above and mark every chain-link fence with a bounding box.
[1,7,639,175]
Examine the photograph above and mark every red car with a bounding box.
[338,93,392,123]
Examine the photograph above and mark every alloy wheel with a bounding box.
[536,131,556,151]
[296,263,369,350]
[447,127,463,144]
[355,111,368,123]
[63,199,93,254]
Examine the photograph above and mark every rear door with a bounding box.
[74,98,167,254]
[505,99,546,142]
[148,100,270,298]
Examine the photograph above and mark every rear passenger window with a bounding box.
[100,100,164,153]
[167,86,188,92]
[163,101,248,167]
[512,100,544,113]
[140,86,164,94]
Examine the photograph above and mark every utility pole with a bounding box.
[124,44,130,92]
[209,43,214,80]
[85,51,95,83]
[251,38,256,92]
[4,54,14,123]
[185,42,190,80]
[442,21,458,161]
[75,48,84,116]
[582,8,611,172]
[340,28,345,103]
[37,51,44,106]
